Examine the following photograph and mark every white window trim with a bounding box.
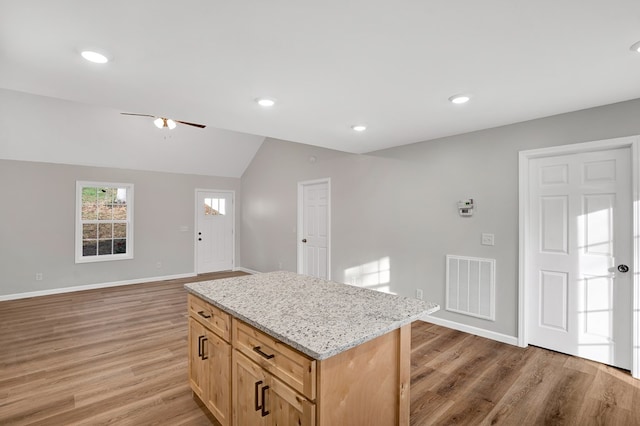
[75,181,134,263]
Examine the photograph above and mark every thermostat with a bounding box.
[457,199,474,216]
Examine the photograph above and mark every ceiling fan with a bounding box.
[120,113,206,129]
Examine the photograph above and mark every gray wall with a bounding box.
[240,98,640,338]
[0,160,241,297]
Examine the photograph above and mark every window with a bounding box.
[204,197,226,215]
[76,181,133,263]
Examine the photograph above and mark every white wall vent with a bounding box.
[446,255,495,321]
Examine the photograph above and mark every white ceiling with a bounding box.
[1,0,640,155]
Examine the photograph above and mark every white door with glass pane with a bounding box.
[527,148,632,369]
[196,190,234,273]
[297,179,330,279]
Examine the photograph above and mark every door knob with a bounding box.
[302,239,307,243]
[617,264,629,273]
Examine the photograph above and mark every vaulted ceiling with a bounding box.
[2,1,640,161]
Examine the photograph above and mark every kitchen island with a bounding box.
[185,271,439,426]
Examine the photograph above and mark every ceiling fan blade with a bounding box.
[175,120,206,129]
[120,112,155,118]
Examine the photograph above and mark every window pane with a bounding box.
[204,197,225,215]
[83,240,97,256]
[98,239,113,255]
[98,188,113,220]
[113,188,127,219]
[81,187,97,220]
[113,204,127,220]
[83,224,97,239]
[98,223,113,239]
[113,223,127,238]
[114,239,127,254]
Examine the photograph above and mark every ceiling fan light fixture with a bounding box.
[153,117,165,128]
[80,50,109,64]
[351,124,367,132]
[166,119,177,130]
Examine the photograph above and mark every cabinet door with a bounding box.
[204,331,231,426]
[269,374,316,426]
[188,318,207,399]
[233,351,268,426]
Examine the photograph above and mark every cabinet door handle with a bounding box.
[197,335,204,358]
[253,346,275,360]
[200,337,208,360]
[197,310,211,319]
[254,380,263,411]
[261,385,270,417]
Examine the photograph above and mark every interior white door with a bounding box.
[298,180,330,279]
[527,148,632,369]
[196,191,233,273]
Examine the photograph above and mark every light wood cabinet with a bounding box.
[233,350,315,426]
[188,295,232,426]
[188,294,411,426]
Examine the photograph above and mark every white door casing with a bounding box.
[195,190,234,273]
[297,179,330,280]
[519,136,640,379]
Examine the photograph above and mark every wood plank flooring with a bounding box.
[1,273,639,425]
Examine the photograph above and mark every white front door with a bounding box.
[298,179,330,279]
[527,147,632,369]
[196,190,234,273]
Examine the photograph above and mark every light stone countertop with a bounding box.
[184,271,439,360]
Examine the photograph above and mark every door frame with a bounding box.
[194,188,236,274]
[518,135,640,379]
[297,178,331,280]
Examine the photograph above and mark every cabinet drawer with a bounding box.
[188,294,231,342]
[233,319,316,400]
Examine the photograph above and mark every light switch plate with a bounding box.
[481,233,495,246]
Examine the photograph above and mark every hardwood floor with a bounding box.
[1,273,639,425]
[410,323,640,425]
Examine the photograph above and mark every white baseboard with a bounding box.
[422,314,519,346]
[0,272,197,301]
[234,267,261,275]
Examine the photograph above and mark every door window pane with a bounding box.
[204,197,226,215]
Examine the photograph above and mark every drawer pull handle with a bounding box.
[253,346,275,360]
[197,310,211,319]
[254,380,263,411]
[261,385,270,417]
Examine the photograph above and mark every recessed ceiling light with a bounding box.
[80,50,109,64]
[449,94,470,104]
[256,98,275,107]
[630,41,640,53]
[351,125,367,132]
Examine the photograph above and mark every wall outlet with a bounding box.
[35,273,43,281]
[156,261,162,269]
[416,288,423,300]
